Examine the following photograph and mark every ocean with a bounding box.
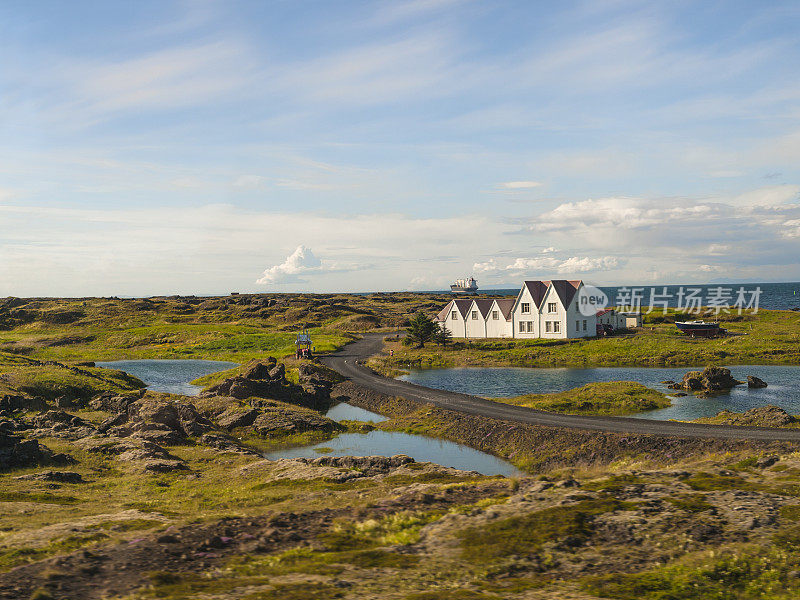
[432,282,800,310]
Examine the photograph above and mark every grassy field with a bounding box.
[370,308,800,373]
[0,293,435,363]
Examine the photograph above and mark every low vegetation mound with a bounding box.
[693,405,798,428]
[490,381,671,416]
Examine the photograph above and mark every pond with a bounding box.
[96,359,238,395]
[399,365,800,421]
[97,360,521,476]
[263,402,523,477]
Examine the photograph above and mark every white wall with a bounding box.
[511,286,540,338]
[486,301,513,337]
[564,284,596,339]
[464,302,487,338]
[538,286,567,339]
[442,303,467,337]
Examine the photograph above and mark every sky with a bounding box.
[1,0,800,296]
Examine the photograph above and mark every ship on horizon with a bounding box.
[450,276,478,293]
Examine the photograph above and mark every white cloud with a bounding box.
[473,254,621,276]
[256,245,324,284]
[500,181,541,189]
[707,244,731,255]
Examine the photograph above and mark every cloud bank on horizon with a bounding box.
[1,0,799,295]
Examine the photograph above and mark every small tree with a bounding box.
[404,312,439,348]
[433,324,452,349]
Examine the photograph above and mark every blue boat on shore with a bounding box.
[675,320,726,337]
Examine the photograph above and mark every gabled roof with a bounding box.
[523,281,549,308]
[453,299,473,318]
[596,308,614,317]
[494,298,515,321]
[472,299,494,319]
[550,280,582,308]
[435,300,454,322]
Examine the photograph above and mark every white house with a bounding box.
[486,298,515,337]
[436,299,473,338]
[435,280,597,339]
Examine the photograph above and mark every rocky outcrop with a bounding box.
[240,454,472,483]
[748,375,768,389]
[125,397,214,437]
[669,366,743,393]
[30,410,96,440]
[14,470,85,483]
[201,359,335,411]
[94,396,216,445]
[0,393,47,412]
[297,363,335,408]
[711,405,796,427]
[199,433,260,455]
[250,406,343,437]
[88,391,142,413]
[0,432,73,471]
[76,435,188,472]
[202,358,288,401]
[216,407,259,430]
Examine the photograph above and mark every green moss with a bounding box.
[143,572,273,598]
[664,494,713,513]
[0,491,79,505]
[320,511,442,551]
[583,474,643,492]
[0,532,109,571]
[732,456,759,469]
[405,591,501,600]
[780,505,800,521]
[583,544,800,600]
[683,472,753,491]
[492,381,670,416]
[0,355,144,400]
[458,498,636,561]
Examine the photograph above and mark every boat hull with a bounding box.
[675,322,726,337]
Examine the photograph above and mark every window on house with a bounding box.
[471,311,478,320]
[576,320,580,331]
[451,311,457,320]
[521,302,530,314]
[576,302,579,311]
[519,321,525,333]
[528,322,535,333]
[492,311,499,320]
[583,320,587,331]
[548,302,557,313]
[545,321,552,333]
[554,321,561,333]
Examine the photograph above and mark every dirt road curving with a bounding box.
[321,333,800,442]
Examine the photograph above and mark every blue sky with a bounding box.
[1,0,799,295]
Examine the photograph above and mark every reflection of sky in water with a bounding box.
[400,365,800,421]
[324,402,388,422]
[264,428,522,477]
[263,402,522,477]
[97,359,237,395]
